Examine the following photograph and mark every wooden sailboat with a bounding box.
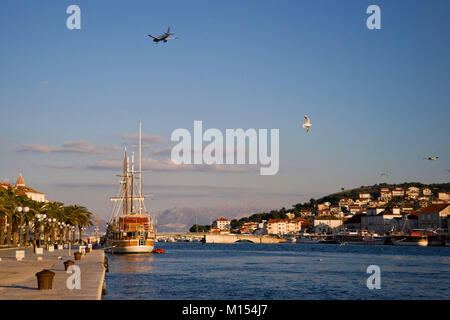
[106,121,156,253]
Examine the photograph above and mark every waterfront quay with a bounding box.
[0,246,105,300]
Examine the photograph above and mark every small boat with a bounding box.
[297,233,320,244]
[427,235,445,246]
[320,235,337,244]
[423,230,445,246]
[363,234,386,245]
[285,236,297,243]
[152,248,165,254]
[391,232,428,247]
[336,232,365,245]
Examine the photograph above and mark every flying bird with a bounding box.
[380,173,389,178]
[424,156,439,161]
[302,115,312,133]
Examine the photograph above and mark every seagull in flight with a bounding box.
[302,115,312,133]
[424,156,439,161]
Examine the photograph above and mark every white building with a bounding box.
[417,204,450,230]
[406,187,420,199]
[0,173,47,203]
[361,208,402,234]
[392,188,404,197]
[213,217,231,230]
[438,192,450,201]
[313,217,343,234]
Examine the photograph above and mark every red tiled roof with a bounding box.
[418,204,449,213]
[16,185,45,195]
[268,219,289,223]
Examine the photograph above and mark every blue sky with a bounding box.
[1,0,449,221]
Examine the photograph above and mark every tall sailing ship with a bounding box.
[105,121,156,253]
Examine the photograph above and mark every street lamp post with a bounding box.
[68,224,72,257]
[15,206,29,246]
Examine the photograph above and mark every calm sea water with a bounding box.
[104,242,450,300]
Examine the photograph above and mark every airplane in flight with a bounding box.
[148,27,178,43]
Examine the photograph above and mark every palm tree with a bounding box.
[0,188,7,245]
[0,188,20,246]
[43,202,64,244]
[64,205,93,244]
[1,187,94,247]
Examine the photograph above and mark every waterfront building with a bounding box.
[313,217,343,234]
[422,188,432,196]
[208,227,230,234]
[417,204,450,230]
[366,207,385,216]
[213,217,231,230]
[359,193,371,199]
[361,207,402,234]
[342,213,363,231]
[265,219,287,235]
[239,222,259,234]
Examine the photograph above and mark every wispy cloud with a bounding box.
[151,147,172,157]
[18,140,119,154]
[42,164,82,170]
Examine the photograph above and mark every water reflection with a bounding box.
[108,253,154,274]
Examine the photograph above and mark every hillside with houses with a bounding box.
[190,183,450,237]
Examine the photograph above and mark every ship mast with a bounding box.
[123,148,128,217]
[131,152,135,214]
[139,120,143,214]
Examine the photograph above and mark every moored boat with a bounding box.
[297,233,321,244]
[427,235,445,246]
[391,232,428,247]
[363,234,386,245]
[105,121,156,254]
[319,235,337,244]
